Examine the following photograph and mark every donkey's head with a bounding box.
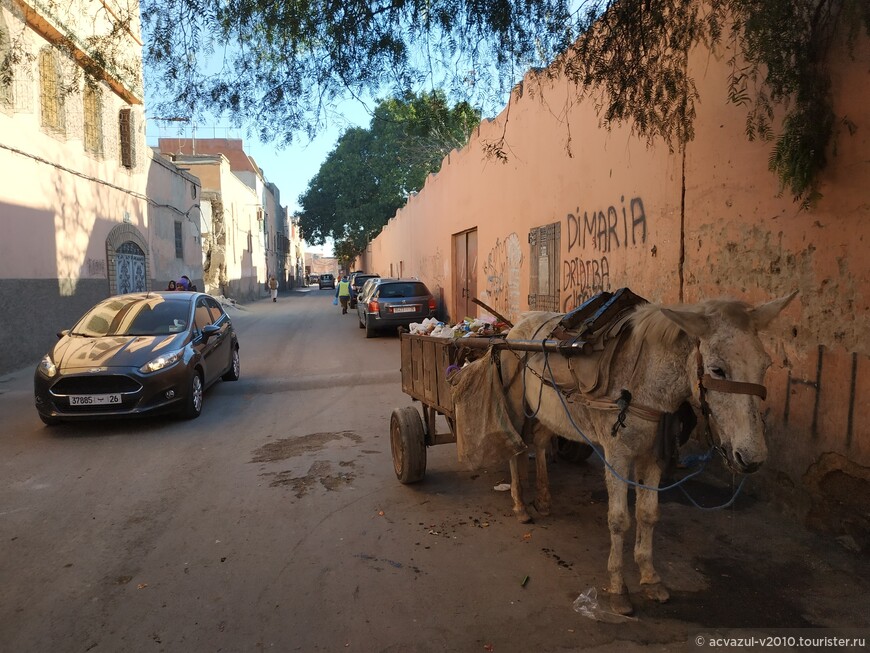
[661,292,797,474]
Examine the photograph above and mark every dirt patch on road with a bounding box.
[264,459,356,496]
[250,431,362,463]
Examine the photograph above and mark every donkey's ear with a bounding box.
[661,308,709,339]
[751,290,798,330]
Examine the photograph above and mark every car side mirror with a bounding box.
[201,324,220,340]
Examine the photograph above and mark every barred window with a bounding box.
[174,221,183,259]
[83,84,103,156]
[0,16,13,110]
[119,106,134,168]
[39,48,64,133]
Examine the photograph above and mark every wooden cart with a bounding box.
[391,331,594,483]
[390,291,648,482]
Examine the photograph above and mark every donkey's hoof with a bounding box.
[533,500,551,517]
[514,508,534,524]
[642,582,670,603]
[609,592,634,616]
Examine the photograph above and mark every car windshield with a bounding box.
[377,282,430,299]
[70,296,190,337]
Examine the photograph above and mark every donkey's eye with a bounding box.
[710,367,727,379]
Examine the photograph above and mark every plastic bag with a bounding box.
[572,587,637,623]
[332,297,338,305]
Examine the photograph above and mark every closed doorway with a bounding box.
[452,228,478,321]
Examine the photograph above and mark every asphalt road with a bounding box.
[2,287,868,652]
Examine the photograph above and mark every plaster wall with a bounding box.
[365,27,870,525]
[145,152,204,290]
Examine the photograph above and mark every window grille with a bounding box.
[174,221,183,259]
[83,84,103,156]
[39,48,64,133]
[0,17,13,110]
[119,107,134,168]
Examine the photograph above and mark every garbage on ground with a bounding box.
[493,483,511,492]
[408,315,510,338]
[572,587,637,623]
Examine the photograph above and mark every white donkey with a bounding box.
[499,292,797,615]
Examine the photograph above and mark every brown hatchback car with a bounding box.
[33,291,240,424]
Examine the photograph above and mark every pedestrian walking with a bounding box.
[269,275,278,302]
[335,274,351,314]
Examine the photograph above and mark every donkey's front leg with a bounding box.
[509,452,533,523]
[634,456,669,603]
[604,457,633,615]
[531,425,553,517]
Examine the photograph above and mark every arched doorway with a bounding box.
[106,223,150,295]
[115,241,146,293]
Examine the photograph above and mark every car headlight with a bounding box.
[38,354,57,378]
[140,349,183,373]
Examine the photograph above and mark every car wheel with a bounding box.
[38,413,61,426]
[222,346,240,381]
[181,371,204,419]
[365,317,376,339]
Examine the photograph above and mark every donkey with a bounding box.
[498,292,797,615]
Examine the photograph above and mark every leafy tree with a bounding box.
[2,1,861,207]
[137,0,868,208]
[297,91,479,253]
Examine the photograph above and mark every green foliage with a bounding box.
[76,0,863,210]
[333,239,361,269]
[559,0,869,207]
[297,91,479,250]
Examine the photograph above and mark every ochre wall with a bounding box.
[364,29,870,529]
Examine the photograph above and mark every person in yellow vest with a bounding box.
[268,275,278,302]
[335,274,351,314]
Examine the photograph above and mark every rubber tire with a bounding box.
[390,406,426,483]
[222,346,240,381]
[365,317,376,339]
[38,413,61,426]
[181,371,204,419]
[555,436,594,463]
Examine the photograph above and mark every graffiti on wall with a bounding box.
[420,247,446,288]
[480,233,523,321]
[562,196,647,309]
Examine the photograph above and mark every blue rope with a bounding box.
[538,348,748,510]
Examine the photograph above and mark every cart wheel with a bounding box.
[390,407,427,483]
[555,436,594,463]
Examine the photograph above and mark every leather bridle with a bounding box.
[695,347,767,466]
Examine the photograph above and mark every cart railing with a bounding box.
[399,332,591,420]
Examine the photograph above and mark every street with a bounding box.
[2,288,869,653]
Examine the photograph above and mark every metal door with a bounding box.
[115,241,146,294]
[452,229,478,321]
[528,222,560,311]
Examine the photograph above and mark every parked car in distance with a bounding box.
[308,274,319,286]
[357,278,437,338]
[349,273,380,309]
[33,291,240,425]
[319,273,335,289]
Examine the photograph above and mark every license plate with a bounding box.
[392,306,417,314]
[69,394,122,406]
